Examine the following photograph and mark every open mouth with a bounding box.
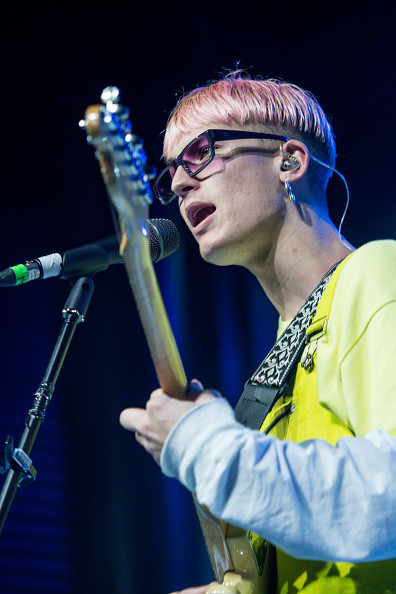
[187,204,216,228]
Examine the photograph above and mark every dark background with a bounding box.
[0,3,394,592]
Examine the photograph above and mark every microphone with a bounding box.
[0,218,179,287]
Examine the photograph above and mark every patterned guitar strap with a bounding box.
[234,262,341,430]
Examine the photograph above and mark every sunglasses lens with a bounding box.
[183,135,212,172]
[154,167,175,204]
[155,133,213,204]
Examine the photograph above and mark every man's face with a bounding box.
[168,123,287,270]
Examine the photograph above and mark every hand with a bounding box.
[169,584,217,594]
[119,380,218,464]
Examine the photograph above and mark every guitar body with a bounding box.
[200,508,269,594]
[81,87,266,594]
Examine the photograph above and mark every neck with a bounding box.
[246,209,353,321]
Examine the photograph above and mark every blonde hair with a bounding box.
[163,72,336,194]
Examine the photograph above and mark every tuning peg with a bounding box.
[126,134,143,149]
[101,86,130,121]
[142,163,157,180]
[101,86,120,104]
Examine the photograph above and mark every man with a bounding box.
[119,73,396,593]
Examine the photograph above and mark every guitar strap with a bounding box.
[234,261,342,430]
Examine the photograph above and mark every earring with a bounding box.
[285,179,295,203]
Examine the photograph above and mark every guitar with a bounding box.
[81,87,267,594]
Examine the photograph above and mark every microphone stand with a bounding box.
[0,276,95,534]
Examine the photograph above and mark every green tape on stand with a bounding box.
[11,264,29,285]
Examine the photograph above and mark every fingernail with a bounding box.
[189,379,204,391]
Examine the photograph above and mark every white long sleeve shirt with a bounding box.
[161,397,396,562]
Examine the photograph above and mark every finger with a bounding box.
[188,379,204,393]
[195,389,222,403]
[135,429,161,448]
[138,428,163,447]
[134,431,144,445]
[150,387,170,400]
[146,390,171,412]
[119,407,153,436]
[135,432,162,460]
[186,379,205,402]
[169,584,217,594]
[186,381,221,404]
[187,379,222,398]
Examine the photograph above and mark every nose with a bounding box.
[171,165,199,197]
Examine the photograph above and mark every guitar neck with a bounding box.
[122,239,187,400]
[122,238,237,583]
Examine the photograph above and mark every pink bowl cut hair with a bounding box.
[163,72,337,194]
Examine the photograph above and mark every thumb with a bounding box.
[187,379,221,402]
[188,378,204,393]
[187,379,204,400]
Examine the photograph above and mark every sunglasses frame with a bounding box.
[154,129,289,204]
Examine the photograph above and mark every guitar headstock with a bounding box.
[80,86,156,253]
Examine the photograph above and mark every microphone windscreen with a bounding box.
[148,218,180,263]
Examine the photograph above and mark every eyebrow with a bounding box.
[164,130,207,165]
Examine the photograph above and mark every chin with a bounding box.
[198,238,240,267]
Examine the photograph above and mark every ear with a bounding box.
[278,139,310,183]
